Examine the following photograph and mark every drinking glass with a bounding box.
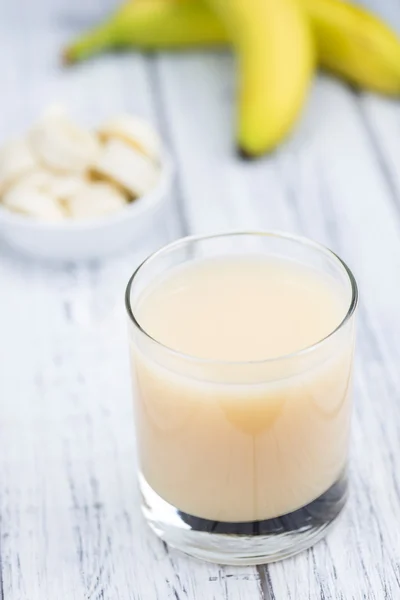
[125,232,358,565]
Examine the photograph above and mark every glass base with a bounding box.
[139,472,348,565]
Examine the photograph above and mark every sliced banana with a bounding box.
[6,169,86,201]
[2,183,66,221]
[10,169,50,190]
[0,139,38,195]
[91,138,160,198]
[98,115,161,163]
[46,174,88,201]
[29,110,100,174]
[65,181,127,219]
[0,108,164,223]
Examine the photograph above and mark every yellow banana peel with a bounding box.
[64,0,400,156]
[203,0,315,156]
[63,0,227,64]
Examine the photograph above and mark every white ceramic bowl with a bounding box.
[0,154,174,261]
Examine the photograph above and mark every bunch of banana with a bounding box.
[64,0,400,157]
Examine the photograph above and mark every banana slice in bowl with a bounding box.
[0,152,173,260]
[0,108,173,260]
[45,173,88,202]
[91,138,160,198]
[2,182,66,222]
[65,181,128,219]
[29,109,100,174]
[0,139,38,195]
[98,115,161,162]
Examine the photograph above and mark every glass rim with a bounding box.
[125,231,358,365]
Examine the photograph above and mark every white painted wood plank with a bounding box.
[157,47,400,597]
[0,7,200,600]
[358,93,400,203]
[0,252,266,600]
[0,243,190,600]
[357,0,400,33]
[0,4,263,599]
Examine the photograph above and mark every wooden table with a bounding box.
[1,0,400,597]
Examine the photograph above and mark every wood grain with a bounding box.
[1,0,400,598]
[156,48,400,596]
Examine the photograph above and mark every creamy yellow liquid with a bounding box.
[131,256,354,522]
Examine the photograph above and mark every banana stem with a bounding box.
[63,21,118,64]
[63,0,229,64]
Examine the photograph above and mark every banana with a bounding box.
[63,0,227,64]
[8,169,86,200]
[0,168,87,220]
[204,0,314,156]
[64,0,400,98]
[2,183,66,221]
[98,115,161,162]
[45,174,88,201]
[66,0,313,156]
[29,108,101,174]
[304,0,400,95]
[65,181,128,219]
[14,170,52,191]
[0,106,166,221]
[0,139,38,195]
[1,166,126,221]
[91,138,160,197]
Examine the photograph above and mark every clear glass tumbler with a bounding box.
[125,232,358,565]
